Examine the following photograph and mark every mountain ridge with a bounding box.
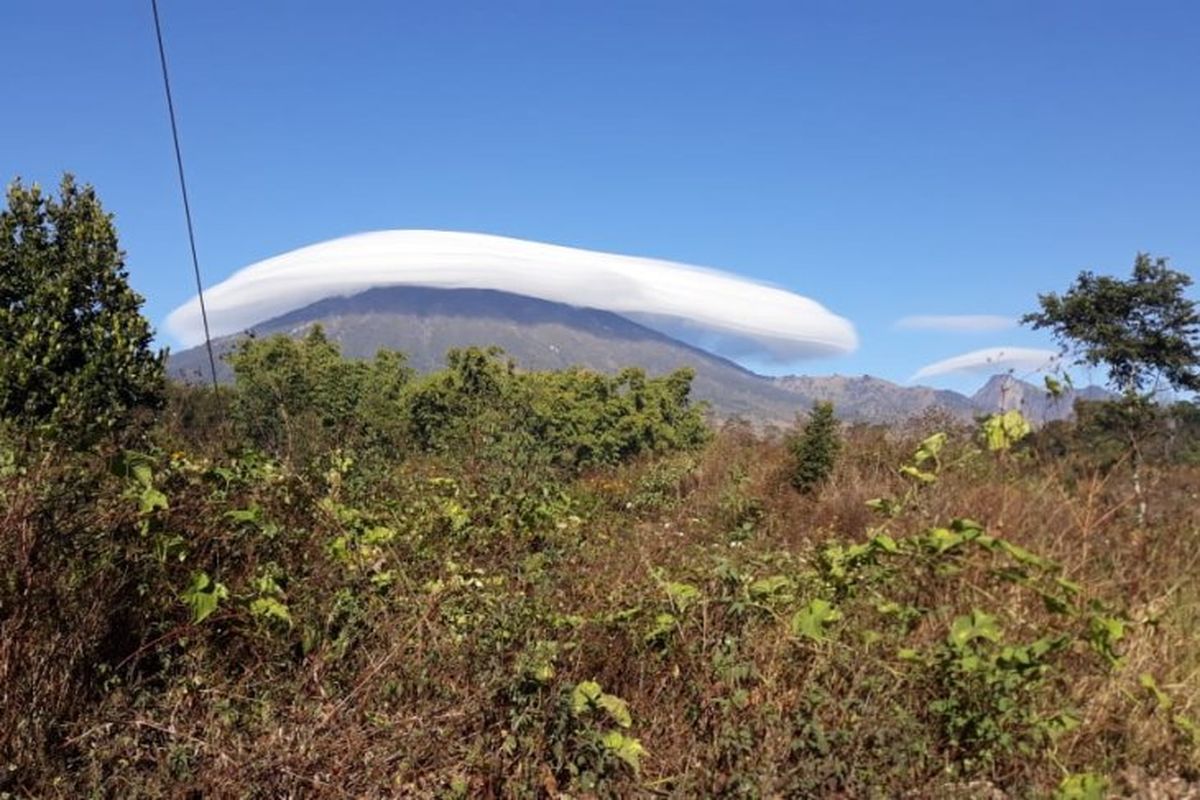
[168,285,1105,425]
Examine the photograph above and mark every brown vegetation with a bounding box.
[2,399,1198,798]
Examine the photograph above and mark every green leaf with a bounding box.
[982,409,1032,451]
[1053,773,1108,800]
[250,596,293,627]
[644,612,678,643]
[138,486,168,514]
[597,693,632,728]
[913,432,946,465]
[791,599,842,641]
[180,571,228,624]
[1139,673,1173,711]
[899,465,937,484]
[571,680,604,716]
[749,575,794,605]
[600,730,645,772]
[948,610,1002,649]
[664,581,701,613]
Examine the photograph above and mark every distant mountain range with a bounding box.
[169,285,1108,425]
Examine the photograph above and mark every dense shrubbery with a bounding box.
[4,367,1198,795]
[228,330,709,472]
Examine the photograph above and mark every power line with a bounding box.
[150,0,219,392]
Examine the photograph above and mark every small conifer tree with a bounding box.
[789,400,841,494]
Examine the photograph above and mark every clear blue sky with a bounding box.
[3,1,1197,391]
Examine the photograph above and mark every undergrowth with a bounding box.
[2,360,1198,798]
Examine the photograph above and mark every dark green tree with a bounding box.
[0,175,165,444]
[1022,253,1200,395]
[789,400,841,494]
[1022,253,1200,523]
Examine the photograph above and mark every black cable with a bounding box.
[151,0,219,392]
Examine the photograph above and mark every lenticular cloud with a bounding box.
[911,347,1061,381]
[165,230,858,362]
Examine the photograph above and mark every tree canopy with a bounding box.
[0,175,164,443]
[1022,253,1200,396]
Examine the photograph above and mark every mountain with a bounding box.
[168,285,809,423]
[169,285,1108,426]
[770,374,979,423]
[768,373,1111,426]
[969,374,1114,425]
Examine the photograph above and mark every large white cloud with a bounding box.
[911,347,1061,381]
[895,314,1016,333]
[165,230,858,362]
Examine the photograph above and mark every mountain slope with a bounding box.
[168,285,811,423]
[970,374,1114,425]
[169,285,1108,425]
[771,374,979,423]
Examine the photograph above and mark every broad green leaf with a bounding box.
[180,571,228,624]
[982,409,1032,452]
[1053,773,1108,800]
[1139,673,1173,711]
[597,693,632,728]
[749,575,794,605]
[664,581,701,612]
[250,596,293,627]
[913,432,947,465]
[948,610,1002,649]
[138,486,168,514]
[600,730,645,772]
[899,465,937,484]
[644,612,678,643]
[571,680,604,715]
[791,599,842,641]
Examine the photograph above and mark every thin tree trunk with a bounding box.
[1131,441,1146,528]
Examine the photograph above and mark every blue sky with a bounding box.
[3,1,1197,392]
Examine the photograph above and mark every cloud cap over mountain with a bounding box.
[911,346,1061,381]
[165,230,858,363]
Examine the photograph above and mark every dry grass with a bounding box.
[2,423,1198,797]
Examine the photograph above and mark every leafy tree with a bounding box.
[789,401,841,494]
[0,175,164,444]
[1022,253,1200,395]
[404,348,708,468]
[1023,253,1199,522]
[226,326,411,459]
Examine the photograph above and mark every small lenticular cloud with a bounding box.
[895,314,1016,333]
[911,346,1061,381]
[164,230,859,363]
